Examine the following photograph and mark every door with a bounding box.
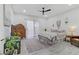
[25,20,39,39]
[26,20,34,39]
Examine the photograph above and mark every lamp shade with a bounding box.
[69,25,77,35]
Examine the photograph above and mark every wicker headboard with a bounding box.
[11,24,26,39]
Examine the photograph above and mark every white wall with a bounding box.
[0,4,5,54]
[38,18,58,39]
[4,5,12,37]
[11,14,28,26]
[60,7,79,35]
[11,14,38,38]
[45,7,79,36]
[11,6,79,39]
[38,7,79,39]
[11,14,61,39]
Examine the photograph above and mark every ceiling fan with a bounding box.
[39,7,51,15]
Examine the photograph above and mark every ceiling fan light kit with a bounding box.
[39,7,51,15]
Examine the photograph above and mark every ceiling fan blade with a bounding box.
[39,11,42,12]
[45,9,51,12]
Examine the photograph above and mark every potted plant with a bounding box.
[4,36,20,55]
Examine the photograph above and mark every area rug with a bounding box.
[25,38,52,53]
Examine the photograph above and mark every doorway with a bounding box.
[25,19,39,39]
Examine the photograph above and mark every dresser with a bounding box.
[66,35,79,47]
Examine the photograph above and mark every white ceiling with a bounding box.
[8,4,79,18]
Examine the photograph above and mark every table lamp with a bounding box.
[69,26,77,35]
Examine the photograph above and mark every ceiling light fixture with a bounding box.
[23,9,26,13]
[68,4,72,6]
[44,15,48,17]
[43,15,48,17]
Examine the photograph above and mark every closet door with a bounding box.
[26,20,34,39]
[34,21,39,37]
